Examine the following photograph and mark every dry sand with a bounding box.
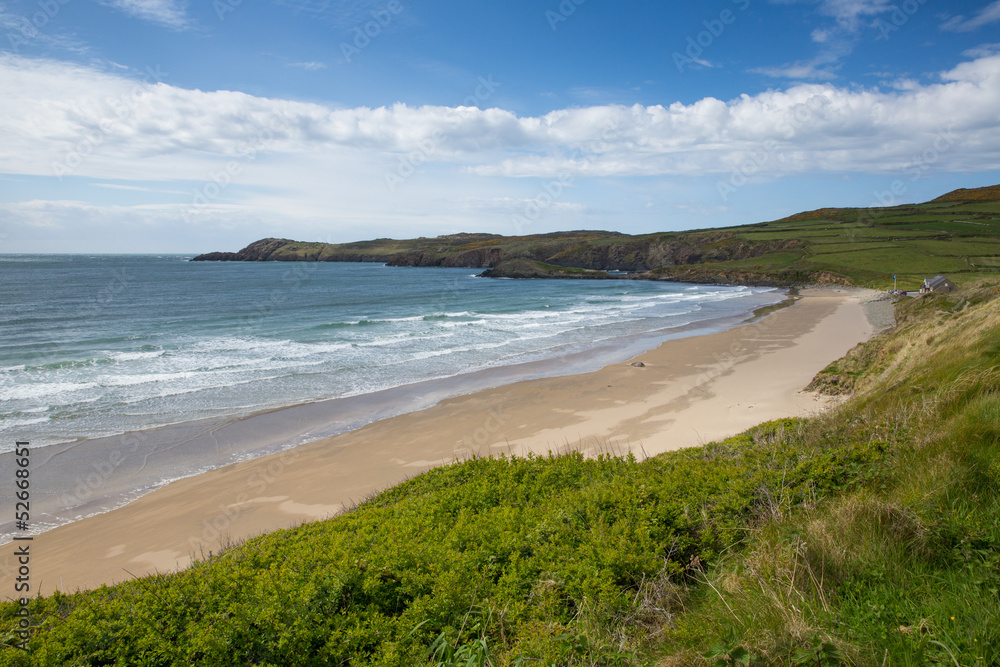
[1,287,887,595]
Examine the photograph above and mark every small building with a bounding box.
[923,275,957,293]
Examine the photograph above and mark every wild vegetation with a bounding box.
[2,279,999,665]
[192,185,1000,289]
[658,280,1000,666]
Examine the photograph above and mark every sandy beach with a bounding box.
[1,287,890,595]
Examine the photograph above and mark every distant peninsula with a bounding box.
[192,184,1000,289]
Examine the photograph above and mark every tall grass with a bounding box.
[659,280,1000,666]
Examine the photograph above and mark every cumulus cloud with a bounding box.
[1,53,1000,249]
[2,53,1000,184]
[941,0,1000,32]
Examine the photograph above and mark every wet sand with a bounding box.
[0,287,886,595]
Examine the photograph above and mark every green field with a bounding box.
[704,188,1000,287]
[903,239,1000,256]
[581,187,1000,288]
[957,201,1000,213]
[705,251,802,270]
[738,231,847,241]
[886,220,1000,233]
[807,250,969,274]
[797,242,899,254]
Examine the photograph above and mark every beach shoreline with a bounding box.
[0,292,783,546]
[0,286,892,595]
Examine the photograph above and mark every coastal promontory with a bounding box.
[192,185,1000,289]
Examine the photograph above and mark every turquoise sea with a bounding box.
[0,255,787,538]
[0,255,784,452]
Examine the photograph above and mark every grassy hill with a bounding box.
[931,184,1000,203]
[698,186,1000,290]
[3,280,999,665]
[193,184,1000,289]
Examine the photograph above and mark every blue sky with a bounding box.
[1,0,999,252]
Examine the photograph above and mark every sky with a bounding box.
[1,0,1000,253]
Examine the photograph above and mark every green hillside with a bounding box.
[703,190,1000,289]
[193,184,1000,289]
[4,280,999,665]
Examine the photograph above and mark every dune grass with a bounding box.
[657,280,1000,666]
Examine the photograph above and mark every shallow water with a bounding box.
[0,255,782,539]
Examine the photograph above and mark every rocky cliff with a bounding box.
[192,232,799,276]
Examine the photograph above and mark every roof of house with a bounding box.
[925,275,953,289]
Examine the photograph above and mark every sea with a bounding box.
[0,255,784,538]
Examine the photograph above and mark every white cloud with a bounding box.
[963,43,1000,58]
[817,0,894,28]
[753,61,840,80]
[753,36,855,80]
[941,0,1000,31]
[0,8,89,53]
[93,183,187,194]
[888,78,921,91]
[1,53,1000,249]
[0,199,291,252]
[3,53,1000,182]
[288,61,327,70]
[761,0,896,80]
[461,197,585,215]
[100,0,190,29]
[811,28,834,43]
